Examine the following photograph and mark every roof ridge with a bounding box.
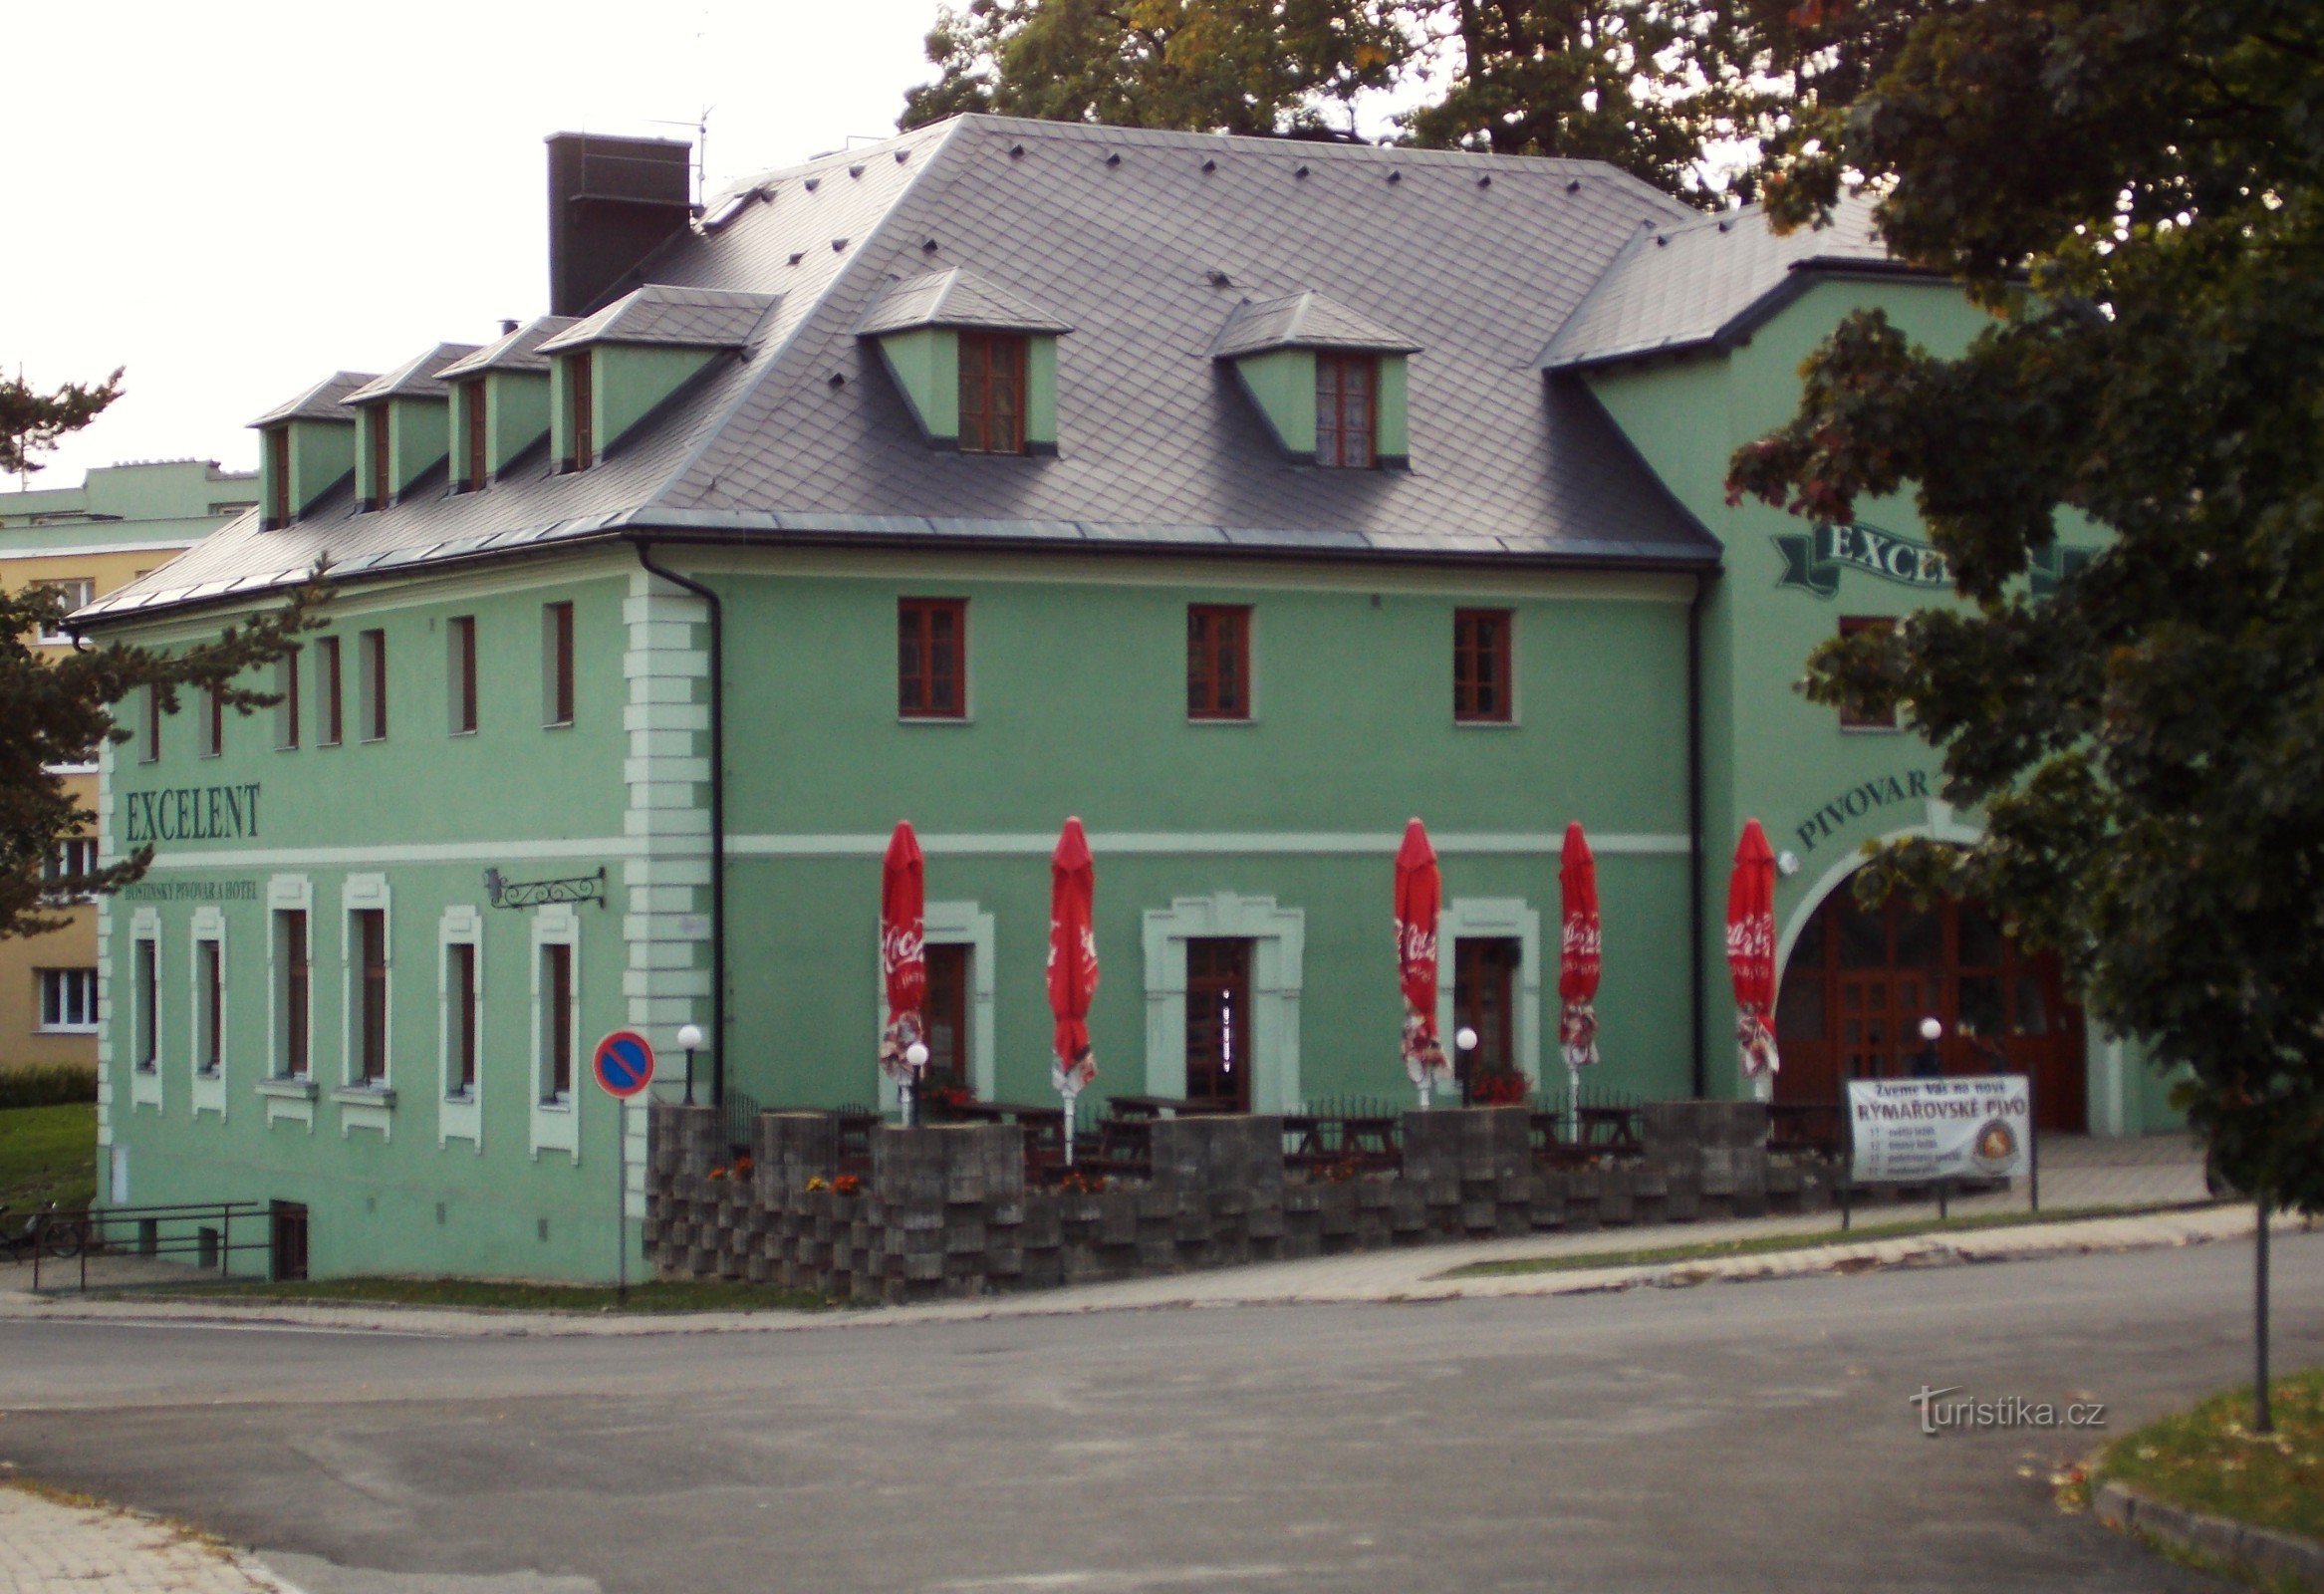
[637,116,978,520]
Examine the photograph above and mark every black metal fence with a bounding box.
[722,1089,763,1160]
[29,1199,273,1293]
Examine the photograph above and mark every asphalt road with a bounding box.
[3,1232,2318,1594]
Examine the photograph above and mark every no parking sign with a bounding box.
[594,1030,655,1099]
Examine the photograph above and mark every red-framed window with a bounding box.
[899,598,967,718]
[958,334,1028,455]
[367,408,391,509]
[316,636,344,747]
[1316,353,1377,469]
[1453,609,1512,722]
[1186,605,1251,720]
[543,602,576,727]
[354,909,388,1084]
[449,616,478,735]
[449,941,478,1096]
[265,428,291,524]
[1837,616,1898,730]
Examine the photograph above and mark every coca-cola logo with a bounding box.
[1725,919,1773,960]
[1561,917,1600,960]
[1397,924,1436,966]
[882,924,923,972]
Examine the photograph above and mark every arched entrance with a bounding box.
[1775,881,2087,1131]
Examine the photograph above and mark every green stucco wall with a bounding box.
[282,421,354,520]
[484,372,551,478]
[598,347,715,454]
[1233,349,1317,457]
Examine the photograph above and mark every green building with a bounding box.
[74,119,2160,1283]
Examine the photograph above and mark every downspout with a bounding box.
[1687,571,1708,1100]
[630,538,727,1108]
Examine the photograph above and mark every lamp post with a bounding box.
[677,1022,704,1107]
[1455,1026,1479,1109]
[903,1040,928,1127]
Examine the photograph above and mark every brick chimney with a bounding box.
[545,133,694,318]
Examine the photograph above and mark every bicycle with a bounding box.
[0,1203,87,1263]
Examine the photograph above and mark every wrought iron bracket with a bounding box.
[484,866,608,911]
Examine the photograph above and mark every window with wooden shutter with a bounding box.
[1316,353,1377,469]
[957,334,1028,455]
[359,630,387,741]
[449,617,477,735]
[899,598,967,718]
[266,427,291,524]
[355,909,387,1084]
[543,602,575,727]
[462,380,489,489]
[368,409,392,508]
[568,357,595,469]
[1187,605,1251,720]
[317,637,344,747]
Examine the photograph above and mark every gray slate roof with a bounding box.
[436,317,578,379]
[1541,193,1906,371]
[90,116,1793,626]
[536,285,778,353]
[857,267,1074,337]
[1210,290,1420,358]
[345,343,482,405]
[245,372,376,428]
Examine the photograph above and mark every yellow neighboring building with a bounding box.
[0,460,256,1071]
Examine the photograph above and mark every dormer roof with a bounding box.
[857,268,1074,338]
[1540,194,1914,372]
[345,343,484,406]
[246,372,377,428]
[1210,291,1420,359]
[536,285,777,354]
[436,317,579,380]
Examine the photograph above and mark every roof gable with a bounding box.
[246,371,377,428]
[1210,291,1420,359]
[536,285,779,354]
[436,316,579,379]
[345,343,482,405]
[1540,194,1916,371]
[857,268,1074,337]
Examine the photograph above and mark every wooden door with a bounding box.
[1453,937,1521,1094]
[923,943,970,1093]
[271,1200,308,1282]
[1184,938,1252,1111]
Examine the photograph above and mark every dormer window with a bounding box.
[1316,354,1377,469]
[859,270,1070,456]
[958,334,1027,455]
[1212,292,1416,470]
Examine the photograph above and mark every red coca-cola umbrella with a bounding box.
[879,821,927,1121]
[1558,823,1602,1127]
[1726,819,1781,1093]
[1048,817,1099,1164]
[1394,818,1448,1108]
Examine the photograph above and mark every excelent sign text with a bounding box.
[122,783,261,844]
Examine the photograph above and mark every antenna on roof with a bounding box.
[647,106,713,211]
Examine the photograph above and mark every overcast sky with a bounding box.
[1,0,962,487]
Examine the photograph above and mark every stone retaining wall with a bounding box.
[645,1101,1847,1305]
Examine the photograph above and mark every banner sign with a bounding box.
[1847,1074,2032,1183]
[1774,522,1949,599]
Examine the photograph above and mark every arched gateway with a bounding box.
[1775,880,2087,1131]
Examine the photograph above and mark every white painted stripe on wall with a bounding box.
[144,829,1691,870]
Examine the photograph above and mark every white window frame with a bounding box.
[439,905,484,1150]
[35,967,98,1033]
[529,904,581,1160]
[189,906,227,1119]
[261,876,317,1128]
[338,872,394,1092]
[34,577,93,645]
[128,907,162,1110]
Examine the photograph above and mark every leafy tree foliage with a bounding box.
[1,370,326,939]
[1,369,123,477]
[1727,0,2324,1212]
[899,0,1947,205]
[901,0,1409,136]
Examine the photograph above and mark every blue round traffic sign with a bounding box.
[594,1030,656,1099]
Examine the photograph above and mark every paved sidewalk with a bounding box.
[0,1483,288,1594]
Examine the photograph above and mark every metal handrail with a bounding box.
[31,1199,272,1293]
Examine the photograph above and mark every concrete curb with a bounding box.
[0,1205,2268,1339]
[2094,1477,2324,1589]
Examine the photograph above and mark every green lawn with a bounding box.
[1435,1203,2186,1279]
[2099,1366,2324,1545]
[0,1103,97,1215]
[147,1275,840,1313]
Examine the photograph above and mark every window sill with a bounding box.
[332,1084,397,1108]
[195,1067,221,1080]
[258,1077,318,1100]
[1838,724,1903,735]
[35,1025,98,1036]
[449,728,478,739]
[1187,715,1255,727]
[445,1088,476,1104]
[898,714,972,726]
[537,1097,573,1113]
[543,719,574,731]
[1452,717,1520,730]
[360,735,387,746]
[133,1063,157,1075]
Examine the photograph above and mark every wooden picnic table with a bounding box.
[1282,1111,1402,1170]
[1106,1093,1237,1120]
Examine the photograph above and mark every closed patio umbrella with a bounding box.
[879,821,927,1123]
[1558,822,1602,1135]
[1049,817,1099,1165]
[1395,818,1449,1109]
[1726,819,1781,1098]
